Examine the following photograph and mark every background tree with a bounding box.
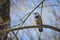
[0,0,10,40]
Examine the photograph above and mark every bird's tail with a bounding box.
[39,28,43,32]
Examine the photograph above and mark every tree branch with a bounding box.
[39,4,60,8]
[0,25,60,33]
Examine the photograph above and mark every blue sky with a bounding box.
[10,0,60,40]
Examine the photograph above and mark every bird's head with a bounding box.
[33,12,39,15]
[33,12,39,18]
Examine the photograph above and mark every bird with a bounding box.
[34,12,43,32]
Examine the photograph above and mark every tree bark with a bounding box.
[0,0,10,40]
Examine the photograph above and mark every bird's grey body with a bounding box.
[34,12,43,32]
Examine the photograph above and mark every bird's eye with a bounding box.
[35,16,39,18]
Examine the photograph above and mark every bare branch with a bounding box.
[39,4,60,8]
[0,25,60,33]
